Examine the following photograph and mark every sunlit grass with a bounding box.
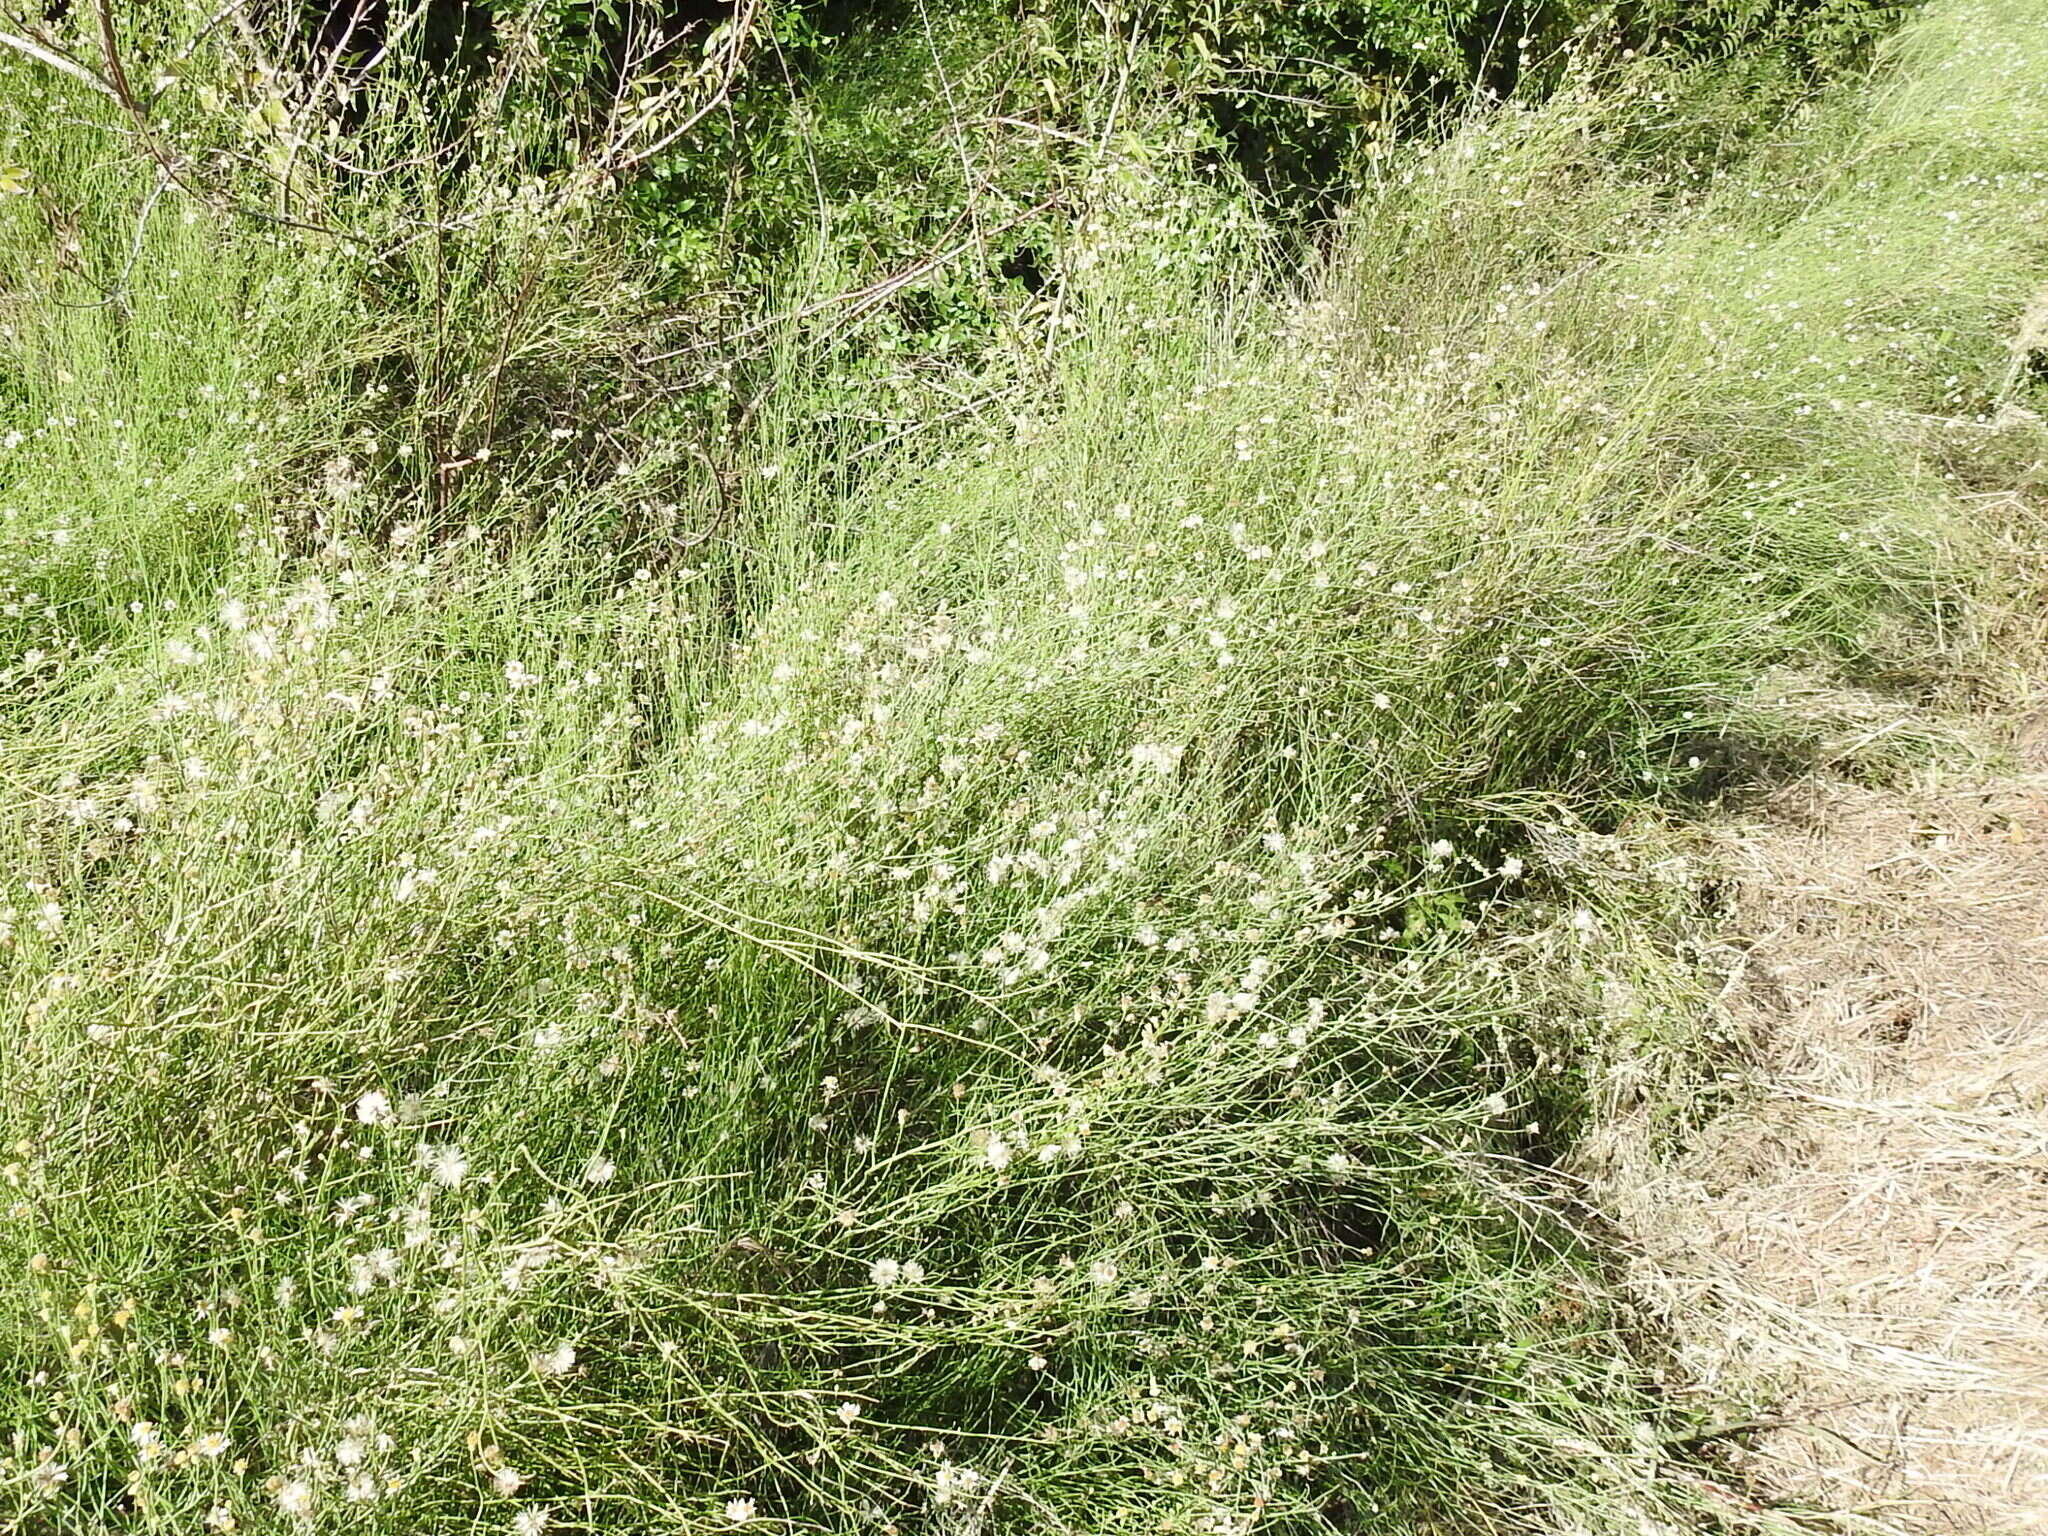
[2,3,2045,1533]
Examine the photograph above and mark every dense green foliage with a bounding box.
[2,0,2042,1533]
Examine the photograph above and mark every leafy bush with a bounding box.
[1618,0,1924,75]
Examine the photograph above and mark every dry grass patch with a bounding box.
[1618,652,2048,1533]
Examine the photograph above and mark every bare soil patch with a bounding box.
[1622,687,2048,1532]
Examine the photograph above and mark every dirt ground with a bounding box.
[1617,599,2048,1532]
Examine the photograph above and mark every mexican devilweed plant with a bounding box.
[2,1,2045,1533]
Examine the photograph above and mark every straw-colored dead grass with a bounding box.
[1617,659,2048,1533]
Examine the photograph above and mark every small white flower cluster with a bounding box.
[932,1460,985,1508]
[268,1414,400,1519]
[1130,741,1184,775]
[868,1257,927,1288]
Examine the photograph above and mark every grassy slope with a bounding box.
[2,2,2045,1533]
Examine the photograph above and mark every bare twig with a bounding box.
[0,21,119,99]
[643,192,1064,370]
[50,161,171,311]
[86,0,352,239]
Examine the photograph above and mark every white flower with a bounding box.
[393,867,439,903]
[533,1342,577,1376]
[1497,855,1525,880]
[724,1496,758,1524]
[277,1478,315,1518]
[836,1401,861,1426]
[1325,1151,1353,1173]
[1130,741,1182,775]
[354,1090,394,1127]
[933,1462,983,1506]
[983,1131,1011,1172]
[869,1257,902,1287]
[401,1203,433,1247]
[349,1247,400,1294]
[165,639,201,666]
[130,1421,164,1461]
[512,1508,552,1536]
[420,1143,469,1187]
[492,1465,526,1497]
[1427,839,1455,861]
[334,1435,366,1467]
[900,1260,926,1285]
[1088,1259,1118,1288]
[582,1154,615,1185]
[191,1431,230,1459]
[29,1458,69,1496]
[323,456,363,504]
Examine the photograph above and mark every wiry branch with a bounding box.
[603,0,763,172]
[0,19,119,98]
[86,0,353,240]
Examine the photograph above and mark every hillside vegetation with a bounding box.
[2,1,2044,1533]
